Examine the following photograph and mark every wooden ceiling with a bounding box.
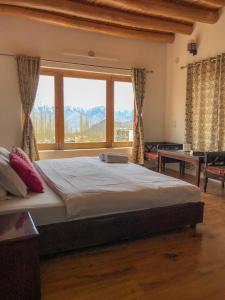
[0,0,224,43]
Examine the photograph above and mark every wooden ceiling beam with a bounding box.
[0,0,193,34]
[199,0,225,7]
[90,0,220,23]
[0,5,175,43]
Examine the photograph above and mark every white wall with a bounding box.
[0,56,22,149]
[0,15,167,153]
[165,9,225,143]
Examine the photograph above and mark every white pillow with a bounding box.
[0,156,27,197]
[0,146,10,160]
[0,184,7,200]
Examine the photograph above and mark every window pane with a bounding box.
[114,81,134,142]
[64,77,106,143]
[31,75,55,144]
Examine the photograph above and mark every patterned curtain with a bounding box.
[185,54,225,151]
[218,54,225,150]
[17,55,40,161]
[131,68,146,164]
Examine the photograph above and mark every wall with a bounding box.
[165,9,225,143]
[0,15,167,155]
[0,56,22,149]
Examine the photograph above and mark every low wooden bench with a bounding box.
[144,142,183,172]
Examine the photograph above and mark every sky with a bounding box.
[35,75,55,107]
[35,75,134,111]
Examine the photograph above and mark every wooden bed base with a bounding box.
[37,202,204,256]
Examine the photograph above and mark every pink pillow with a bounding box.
[11,147,33,167]
[10,154,44,193]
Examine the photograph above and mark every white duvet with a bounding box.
[35,157,201,219]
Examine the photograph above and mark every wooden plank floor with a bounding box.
[41,172,225,300]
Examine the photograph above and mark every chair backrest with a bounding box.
[144,142,182,153]
[157,143,183,151]
[205,152,225,166]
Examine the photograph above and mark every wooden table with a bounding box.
[0,212,40,300]
[158,150,205,186]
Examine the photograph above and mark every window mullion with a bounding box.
[55,73,64,150]
[106,78,114,147]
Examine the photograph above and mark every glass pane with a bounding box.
[64,77,106,143]
[31,75,55,144]
[114,81,134,142]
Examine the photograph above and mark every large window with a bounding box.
[32,69,134,150]
[64,78,106,143]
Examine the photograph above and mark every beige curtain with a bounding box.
[185,54,225,151]
[131,68,146,164]
[17,55,40,161]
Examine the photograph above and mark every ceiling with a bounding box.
[0,0,224,43]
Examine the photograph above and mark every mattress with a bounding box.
[35,157,201,220]
[0,182,66,226]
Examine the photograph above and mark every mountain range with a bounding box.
[33,105,133,131]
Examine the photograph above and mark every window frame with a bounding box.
[37,68,133,150]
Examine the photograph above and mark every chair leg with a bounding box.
[179,162,182,176]
[182,162,185,176]
[204,176,208,193]
[162,158,165,172]
[179,161,185,176]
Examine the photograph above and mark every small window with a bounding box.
[32,75,55,144]
[114,81,134,142]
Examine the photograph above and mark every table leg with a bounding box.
[196,161,201,187]
[158,154,162,173]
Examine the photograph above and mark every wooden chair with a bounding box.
[204,152,225,192]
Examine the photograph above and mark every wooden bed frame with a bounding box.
[37,202,204,256]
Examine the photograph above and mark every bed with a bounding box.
[0,157,204,255]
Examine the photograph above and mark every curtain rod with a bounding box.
[0,52,153,74]
[180,57,219,70]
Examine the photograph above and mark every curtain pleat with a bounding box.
[185,54,225,151]
[131,68,146,164]
[218,54,225,150]
[17,55,40,161]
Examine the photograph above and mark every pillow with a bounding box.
[11,147,33,167]
[0,184,7,200]
[0,146,10,160]
[0,156,27,197]
[10,154,44,193]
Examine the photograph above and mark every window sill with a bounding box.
[39,147,132,160]
[38,142,132,150]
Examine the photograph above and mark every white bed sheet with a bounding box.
[0,182,66,226]
[35,157,201,220]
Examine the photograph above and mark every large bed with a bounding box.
[0,157,204,255]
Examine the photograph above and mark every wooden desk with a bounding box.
[158,150,205,186]
[0,212,40,300]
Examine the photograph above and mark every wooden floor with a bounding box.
[41,172,225,300]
